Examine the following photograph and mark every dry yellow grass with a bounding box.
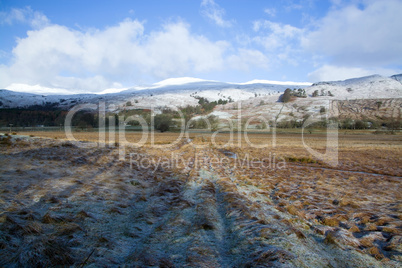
[1,131,401,266]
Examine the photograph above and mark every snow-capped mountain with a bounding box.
[0,89,98,109]
[0,78,311,110]
[306,74,402,99]
[212,74,402,123]
[0,74,401,110]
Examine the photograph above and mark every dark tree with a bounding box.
[355,120,367,129]
[281,88,292,103]
[154,114,173,132]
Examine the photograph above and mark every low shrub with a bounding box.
[0,135,12,146]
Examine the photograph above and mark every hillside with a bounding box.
[0,78,311,110]
[306,74,402,99]
[213,75,402,126]
[0,74,401,128]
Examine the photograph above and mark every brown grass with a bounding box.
[1,130,401,265]
[323,217,340,227]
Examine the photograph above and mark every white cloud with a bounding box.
[143,22,228,77]
[253,20,304,50]
[0,7,49,28]
[0,8,25,24]
[308,65,401,82]
[264,8,276,17]
[249,1,402,81]
[227,49,269,71]
[284,0,317,11]
[200,0,233,27]
[0,18,231,93]
[303,0,402,66]
[252,20,304,66]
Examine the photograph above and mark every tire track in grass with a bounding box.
[194,149,392,267]
[191,145,297,267]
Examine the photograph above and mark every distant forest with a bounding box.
[0,97,229,129]
[0,108,96,128]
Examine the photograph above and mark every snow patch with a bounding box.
[241,79,312,86]
[6,83,77,95]
[306,74,402,100]
[153,77,210,87]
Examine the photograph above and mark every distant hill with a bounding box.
[306,74,402,100]
[0,78,311,110]
[213,74,402,126]
[0,74,401,128]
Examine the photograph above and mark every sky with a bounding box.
[0,0,401,94]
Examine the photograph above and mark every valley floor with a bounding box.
[0,132,401,267]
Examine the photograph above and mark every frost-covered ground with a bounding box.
[0,133,401,267]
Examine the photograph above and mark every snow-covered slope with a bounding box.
[99,80,311,111]
[213,74,402,124]
[0,89,98,109]
[390,74,402,83]
[0,78,310,109]
[306,74,402,100]
[0,74,401,110]
[152,77,209,87]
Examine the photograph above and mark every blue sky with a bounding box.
[0,0,401,94]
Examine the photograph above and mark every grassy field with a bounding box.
[0,130,401,266]
[12,128,402,146]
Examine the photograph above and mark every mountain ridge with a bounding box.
[0,74,401,110]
